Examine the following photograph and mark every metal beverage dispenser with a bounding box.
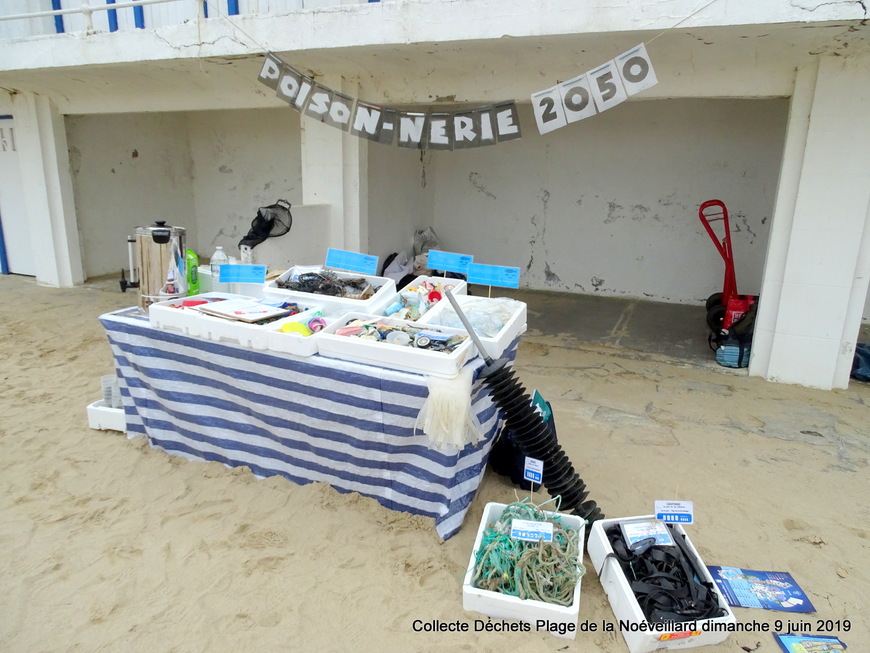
[133,220,187,310]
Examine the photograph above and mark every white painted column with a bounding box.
[300,78,368,255]
[751,54,870,389]
[11,92,84,287]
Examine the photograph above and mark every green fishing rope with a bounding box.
[470,498,585,606]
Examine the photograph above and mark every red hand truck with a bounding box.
[698,199,757,333]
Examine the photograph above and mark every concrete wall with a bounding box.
[67,112,195,279]
[187,107,303,260]
[428,98,788,304]
[67,107,303,277]
[367,145,435,265]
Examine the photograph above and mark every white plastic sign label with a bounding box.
[523,456,543,485]
[620,519,674,547]
[218,264,267,283]
[511,518,554,543]
[615,43,657,95]
[655,500,694,524]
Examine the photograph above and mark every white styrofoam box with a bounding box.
[587,515,736,653]
[317,312,475,378]
[265,306,332,357]
[420,294,527,359]
[199,303,321,351]
[462,502,586,639]
[262,265,397,316]
[87,400,126,432]
[148,292,252,337]
[381,275,468,322]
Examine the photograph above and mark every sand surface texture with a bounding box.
[1,274,867,652]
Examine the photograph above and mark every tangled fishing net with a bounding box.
[471,498,585,606]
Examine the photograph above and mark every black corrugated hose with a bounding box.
[445,291,603,526]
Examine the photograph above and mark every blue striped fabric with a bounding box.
[100,310,514,540]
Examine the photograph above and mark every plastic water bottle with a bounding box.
[210,246,229,292]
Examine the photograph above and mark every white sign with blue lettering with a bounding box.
[325,248,379,275]
[523,456,543,485]
[510,518,554,543]
[655,500,694,524]
[467,263,520,288]
[426,249,473,274]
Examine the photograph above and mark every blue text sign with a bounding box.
[523,456,543,485]
[467,263,520,288]
[426,249,472,274]
[325,248,379,275]
[218,264,267,283]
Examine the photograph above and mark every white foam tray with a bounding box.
[420,294,527,359]
[263,265,397,316]
[462,502,586,639]
[316,312,475,378]
[381,275,468,322]
[87,400,126,433]
[265,307,333,357]
[148,292,252,337]
[150,292,322,350]
[587,515,736,653]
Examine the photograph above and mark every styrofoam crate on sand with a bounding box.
[317,312,475,378]
[381,275,468,322]
[462,502,586,639]
[421,294,526,359]
[263,265,397,316]
[87,400,126,433]
[587,515,737,653]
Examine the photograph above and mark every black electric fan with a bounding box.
[444,290,603,525]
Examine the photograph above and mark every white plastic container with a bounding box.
[587,515,737,653]
[381,275,468,322]
[263,265,397,316]
[86,400,126,433]
[316,312,475,378]
[462,502,586,639]
[265,306,331,357]
[199,302,320,351]
[421,294,527,359]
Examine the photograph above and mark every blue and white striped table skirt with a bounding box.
[100,310,512,540]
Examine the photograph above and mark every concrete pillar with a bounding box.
[11,92,84,287]
[751,54,870,389]
[300,77,368,254]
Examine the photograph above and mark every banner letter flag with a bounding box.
[559,74,598,123]
[531,86,567,135]
[452,112,478,149]
[588,60,627,112]
[493,101,522,141]
[276,65,304,107]
[304,84,333,122]
[258,53,283,90]
[397,112,429,149]
[378,108,398,145]
[616,43,658,95]
[474,107,497,146]
[428,113,453,150]
[350,101,383,141]
[325,91,354,131]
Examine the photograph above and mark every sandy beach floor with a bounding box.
[1,273,867,652]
